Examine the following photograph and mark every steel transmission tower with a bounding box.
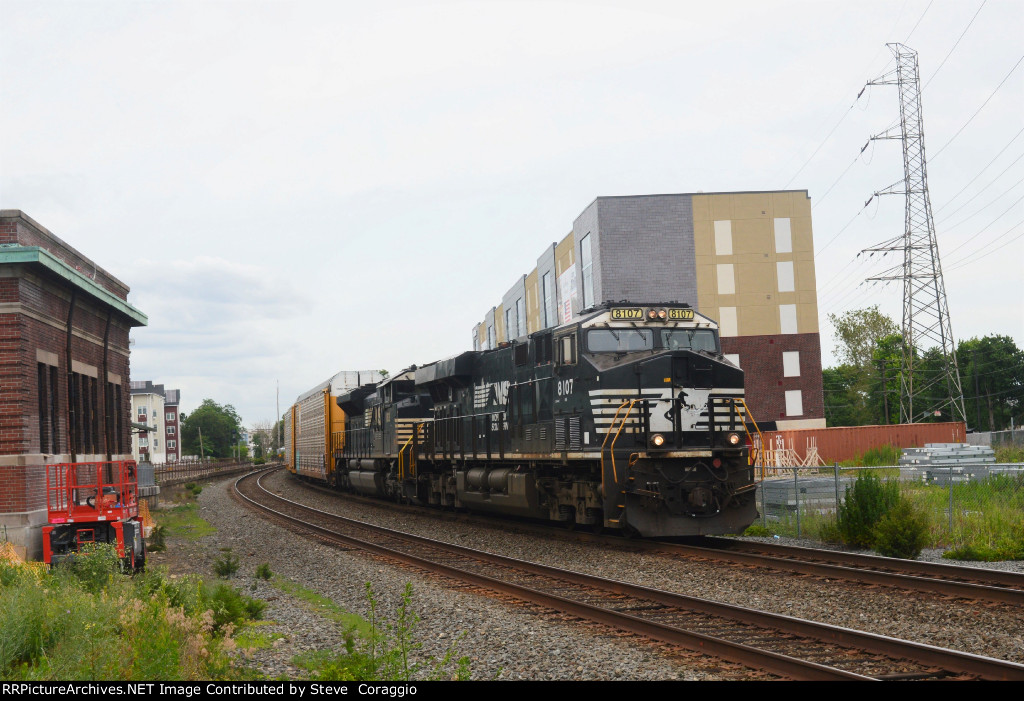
[862,43,966,424]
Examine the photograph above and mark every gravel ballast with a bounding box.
[149,471,1024,680]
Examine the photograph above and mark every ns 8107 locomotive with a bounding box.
[286,301,760,537]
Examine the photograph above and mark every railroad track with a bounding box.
[288,472,1024,607]
[235,468,1024,681]
[660,537,1024,607]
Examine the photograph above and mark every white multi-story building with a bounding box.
[130,381,181,463]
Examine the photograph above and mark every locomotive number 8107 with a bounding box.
[286,301,761,537]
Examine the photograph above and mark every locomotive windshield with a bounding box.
[586,327,719,353]
[661,329,718,353]
[587,329,654,352]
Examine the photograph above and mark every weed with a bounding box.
[742,524,772,537]
[255,563,273,580]
[147,525,166,552]
[214,550,240,579]
[290,582,471,681]
[205,583,266,633]
[0,549,258,679]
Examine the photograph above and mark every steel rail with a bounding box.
[234,470,865,681]
[291,471,1024,605]
[235,469,1024,681]
[695,536,1024,597]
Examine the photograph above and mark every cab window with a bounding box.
[587,329,654,352]
[660,329,718,353]
[556,333,577,365]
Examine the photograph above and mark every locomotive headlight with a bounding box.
[727,433,741,446]
[651,433,665,447]
[657,309,667,320]
[647,309,657,320]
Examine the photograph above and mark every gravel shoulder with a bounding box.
[148,470,1024,680]
[148,474,741,681]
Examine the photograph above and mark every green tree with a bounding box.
[181,399,243,458]
[825,307,901,426]
[829,306,900,368]
[958,335,1024,431]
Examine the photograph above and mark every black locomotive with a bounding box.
[290,301,759,537]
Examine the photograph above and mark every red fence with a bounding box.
[760,422,966,465]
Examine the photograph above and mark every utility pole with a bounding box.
[973,348,981,430]
[878,359,890,425]
[861,43,966,424]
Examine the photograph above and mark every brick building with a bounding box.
[0,210,147,559]
[164,388,180,461]
[472,191,825,429]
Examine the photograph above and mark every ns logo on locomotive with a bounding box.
[286,302,759,537]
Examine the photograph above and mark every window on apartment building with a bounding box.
[167,425,176,435]
[718,307,738,337]
[785,390,803,416]
[717,264,735,295]
[775,218,792,253]
[777,261,795,293]
[780,304,798,334]
[166,412,175,422]
[139,436,148,447]
[168,440,176,449]
[516,297,526,337]
[154,439,159,449]
[714,220,733,255]
[580,234,593,308]
[38,363,60,454]
[505,308,513,341]
[783,351,801,377]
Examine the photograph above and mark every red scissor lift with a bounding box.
[43,460,146,570]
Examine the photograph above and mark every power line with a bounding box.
[931,54,1024,161]
[943,191,1024,257]
[903,0,933,43]
[946,218,1024,271]
[936,153,1024,224]
[933,127,1024,215]
[923,0,987,89]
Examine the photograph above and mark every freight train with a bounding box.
[285,301,761,536]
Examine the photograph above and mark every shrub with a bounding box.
[147,525,166,552]
[742,524,772,537]
[873,499,929,559]
[255,563,273,580]
[204,583,266,633]
[213,551,240,579]
[838,472,900,548]
[55,543,125,593]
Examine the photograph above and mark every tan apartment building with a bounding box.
[472,191,824,429]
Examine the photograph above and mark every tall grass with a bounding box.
[0,544,262,680]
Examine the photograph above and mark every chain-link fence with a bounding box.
[753,463,1024,550]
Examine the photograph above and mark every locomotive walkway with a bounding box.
[234,467,1024,681]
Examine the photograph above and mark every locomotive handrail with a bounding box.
[398,424,418,480]
[609,400,638,484]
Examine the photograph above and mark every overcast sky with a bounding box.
[2,0,1021,426]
